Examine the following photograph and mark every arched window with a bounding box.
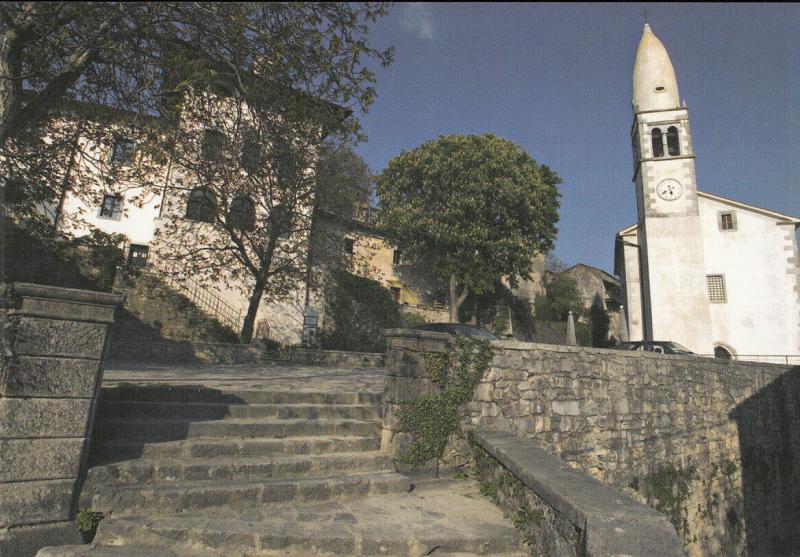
[185,187,217,223]
[651,128,664,158]
[666,126,680,156]
[714,345,733,360]
[227,195,256,231]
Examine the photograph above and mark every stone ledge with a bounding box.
[7,283,122,323]
[474,430,685,557]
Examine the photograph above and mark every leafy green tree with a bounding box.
[534,273,582,321]
[1,2,393,241]
[314,141,374,219]
[377,134,561,322]
[589,303,610,347]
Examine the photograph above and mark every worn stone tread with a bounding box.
[85,471,412,514]
[86,451,394,485]
[96,401,382,420]
[37,545,211,557]
[91,434,381,463]
[91,482,525,555]
[93,417,382,441]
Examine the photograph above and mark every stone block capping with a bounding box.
[474,430,684,557]
[381,328,800,556]
[0,283,122,557]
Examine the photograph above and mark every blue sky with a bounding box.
[354,3,800,273]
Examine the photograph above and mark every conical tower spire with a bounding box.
[632,24,680,112]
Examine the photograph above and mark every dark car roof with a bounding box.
[414,323,498,340]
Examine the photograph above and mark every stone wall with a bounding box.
[473,430,683,557]
[381,329,799,556]
[0,283,121,557]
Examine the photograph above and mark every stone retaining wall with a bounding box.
[0,283,122,557]
[473,430,684,557]
[381,329,800,556]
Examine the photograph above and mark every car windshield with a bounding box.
[665,342,693,354]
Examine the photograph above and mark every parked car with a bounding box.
[616,341,694,355]
[412,323,498,340]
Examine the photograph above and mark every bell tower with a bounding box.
[630,24,713,353]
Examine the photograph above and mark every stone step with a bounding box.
[91,435,382,464]
[38,544,529,557]
[96,400,382,421]
[84,472,412,515]
[86,451,394,486]
[37,545,210,557]
[100,386,382,406]
[91,511,524,556]
[93,418,382,442]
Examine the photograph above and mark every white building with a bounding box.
[614,24,800,360]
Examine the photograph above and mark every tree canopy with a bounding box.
[376,134,561,322]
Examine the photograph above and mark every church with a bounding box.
[614,24,800,360]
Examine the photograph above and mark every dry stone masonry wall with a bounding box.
[382,329,800,556]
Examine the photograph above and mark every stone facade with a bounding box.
[382,329,799,556]
[0,283,121,557]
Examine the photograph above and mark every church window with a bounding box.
[343,238,354,255]
[186,187,217,222]
[719,212,737,231]
[99,194,122,220]
[651,128,664,158]
[714,345,733,360]
[706,275,727,303]
[667,126,680,156]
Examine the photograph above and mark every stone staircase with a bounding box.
[38,365,526,557]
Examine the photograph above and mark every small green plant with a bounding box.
[76,508,104,533]
[397,338,493,465]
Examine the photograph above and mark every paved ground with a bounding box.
[103,362,386,394]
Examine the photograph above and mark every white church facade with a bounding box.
[614,24,800,360]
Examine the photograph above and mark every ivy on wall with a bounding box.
[397,337,494,464]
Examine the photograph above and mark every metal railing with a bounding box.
[701,354,800,365]
[142,266,243,332]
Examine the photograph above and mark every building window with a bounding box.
[227,195,256,231]
[719,211,737,231]
[390,287,402,304]
[666,126,680,156]
[186,187,217,222]
[393,249,402,266]
[111,138,135,166]
[343,238,354,255]
[240,133,262,174]
[127,244,149,268]
[202,129,225,162]
[651,128,664,158]
[706,275,727,303]
[98,194,122,220]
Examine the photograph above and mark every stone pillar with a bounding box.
[381,329,452,462]
[0,283,122,557]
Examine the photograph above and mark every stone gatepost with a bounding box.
[0,283,122,556]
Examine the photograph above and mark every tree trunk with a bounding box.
[240,280,265,343]
[448,273,469,323]
[0,27,24,145]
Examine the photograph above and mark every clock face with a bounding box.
[656,179,683,201]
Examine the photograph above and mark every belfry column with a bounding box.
[630,24,713,354]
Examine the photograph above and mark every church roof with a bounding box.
[632,24,681,113]
[695,191,800,225]
[616,190,800,238]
